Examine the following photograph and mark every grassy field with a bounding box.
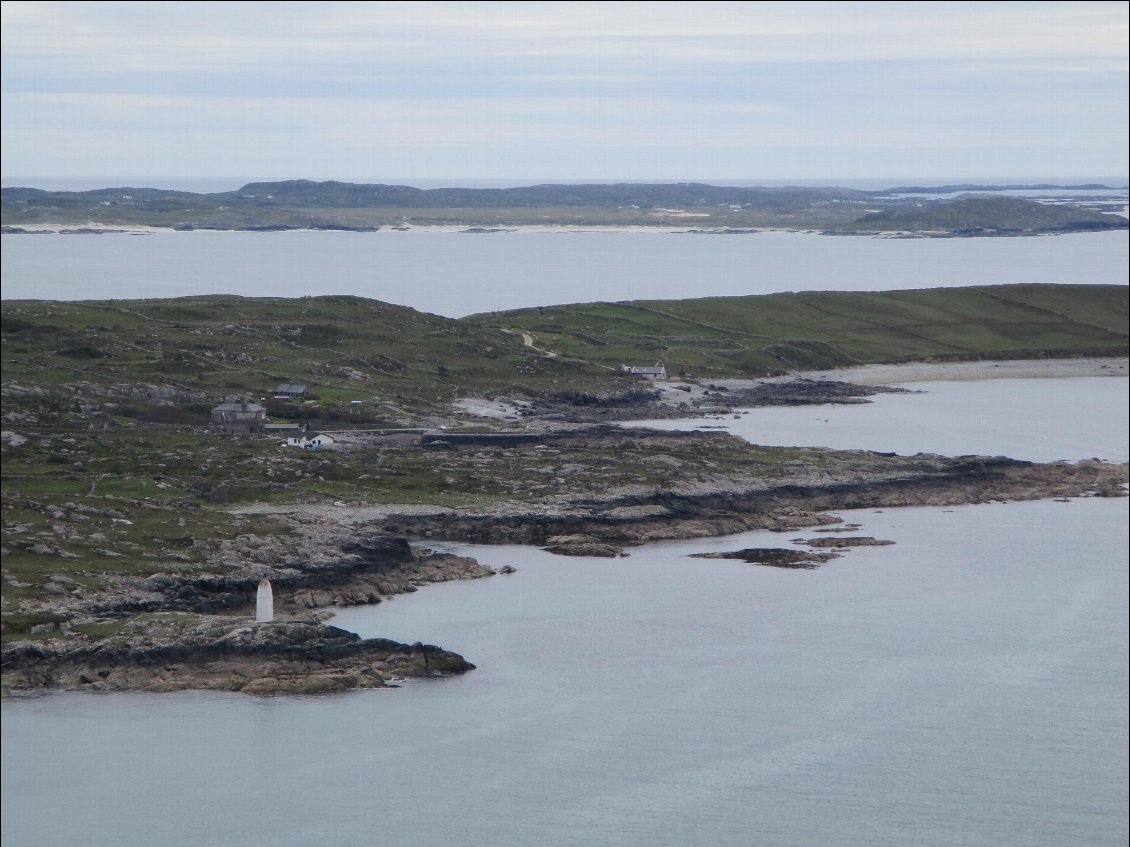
[1,294,622,428]
[2,285,1125,436]
[467,284,1129,378]
[4,285,1125,428]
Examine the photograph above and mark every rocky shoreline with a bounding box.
[1,539,493,696]
[3,439,1126,697]
[381,454,1127,554]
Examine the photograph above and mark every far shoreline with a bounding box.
[764,356,1129,386]
[5,222,1129,238]
[625,357,1129,413]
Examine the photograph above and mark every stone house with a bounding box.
[210,402,267,434]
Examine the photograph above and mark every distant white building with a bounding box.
[619,364,667,380]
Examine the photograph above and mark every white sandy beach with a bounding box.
[452,358,1128,418]
[778,356,1128,385]
[644,357,1128,406]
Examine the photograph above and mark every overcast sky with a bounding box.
[2,1,1127,186]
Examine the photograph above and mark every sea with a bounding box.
[1,228,1127,317]
[1,228,1128,846]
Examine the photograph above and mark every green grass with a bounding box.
[466,284,1128,377]
[1,294,629,429]
[3,286,1124,430]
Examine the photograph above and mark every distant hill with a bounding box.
[3,181,1126,234]
[226,180,873,209]
[874,183,1119,195]
[466,284,1130,377]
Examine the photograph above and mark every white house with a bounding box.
[283,433,337,450]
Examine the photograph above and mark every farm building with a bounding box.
[273,383,308,399]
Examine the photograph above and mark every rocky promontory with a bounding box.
[2,616,473,695]
[2,533,494,696]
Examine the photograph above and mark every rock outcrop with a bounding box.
[803,536,896,548]
[542,534,626,557]
[382,456,1126,547]
[691,548,838,569]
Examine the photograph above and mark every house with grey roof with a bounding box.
[273,383,308,399]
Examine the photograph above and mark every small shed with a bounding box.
[263,422,306,435]
[619,364,667,380]
[274,383,308,399]
[210,402,267,434]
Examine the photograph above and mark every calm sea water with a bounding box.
[629,376,1130,464]
[2,231,1128,844]
[2,228,1127,317]
[3,378,1127,847]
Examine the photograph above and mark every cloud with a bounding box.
[4,1,1127,78]
[1,1,1126,179]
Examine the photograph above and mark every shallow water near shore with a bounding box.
[3,497,1126,847]
[3,376,1128,846]
[631,376,1130,463]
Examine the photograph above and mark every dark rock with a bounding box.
[804,536,895,548]
[543,535,625,557]
[691,547,838,568]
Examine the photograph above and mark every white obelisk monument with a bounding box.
[256,578,274,623]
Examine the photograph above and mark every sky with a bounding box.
[1,1,1127,186]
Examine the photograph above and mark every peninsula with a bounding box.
[2,284,1127,694]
